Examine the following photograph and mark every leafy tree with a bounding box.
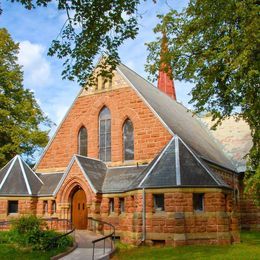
[5,0,141,86]
[145,0,259,201]
[2,1,259,198]
[0,28,50,168]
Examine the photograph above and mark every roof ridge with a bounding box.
[0,156,17,190]
[175,136,181,185]
[19,156,44,184]
[138,137,175,187]
[75,154,105,164]
[177,136,222,186]
[118,63,236,172]
[118,62,186,106]
[18,156,32,195]
[75,156,98,193]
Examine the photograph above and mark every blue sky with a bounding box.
[1,0,192,133]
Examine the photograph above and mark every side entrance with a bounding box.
[71,188,88,229]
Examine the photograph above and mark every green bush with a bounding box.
[12,215,45,234]
[8,215,73,251]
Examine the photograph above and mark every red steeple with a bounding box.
[157,33,176,100]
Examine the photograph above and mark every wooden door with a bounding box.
[72,189,88,229]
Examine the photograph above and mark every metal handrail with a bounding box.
[0,218,75,250]
[88,217,115,260]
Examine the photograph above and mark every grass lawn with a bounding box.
[113,232,260,260]
[0,231,72,260]
[0,243,69,260]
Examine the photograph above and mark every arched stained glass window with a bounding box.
[99,107,111,161]
[78,127,88,156]
[123,119,134,160]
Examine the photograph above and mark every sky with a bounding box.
[1,0,192,134]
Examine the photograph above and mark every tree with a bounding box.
[145,0,259,201]
[2,1,259,198]
[0,28,50,168]
[4,0,141,86]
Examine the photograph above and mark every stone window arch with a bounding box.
[78,126,88,156]
[123,119,134,160]
[99,107,111,161]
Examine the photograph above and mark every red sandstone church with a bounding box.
[0,57,258,246]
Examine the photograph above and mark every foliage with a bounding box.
[0,232,71,260]
[5,0,141,86]
[11,215,44,235]
[113,231,260,260]
[2,1,259,197]
[0,28,50,168]
[8,215,73,251]
[145,0,260,201]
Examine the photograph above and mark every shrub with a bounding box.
[9,215,73,251]
[12,215,45,234]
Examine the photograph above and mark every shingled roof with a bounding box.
[102,165,147,193]
[53,155,107,195]
[130,136,229,189]
[37,172,64,196]
[0,155,43,196]
[0,147,230,196]
[117,63,236,172]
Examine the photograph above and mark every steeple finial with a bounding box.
[157,33,176,100]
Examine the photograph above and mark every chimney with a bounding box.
[157,33,176,100]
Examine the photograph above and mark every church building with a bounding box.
[0,55,258,246]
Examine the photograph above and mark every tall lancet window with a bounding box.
[78,127,88,156]
[123,119,134,160]
[99,107,111,161]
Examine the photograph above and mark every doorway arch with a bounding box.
[71,185,88,229]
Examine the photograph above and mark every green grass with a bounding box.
[113,232,260,260]
[0,243,68,260]
[0,231,72,260]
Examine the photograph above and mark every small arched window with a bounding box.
[99,107,111,161]
[78,127,88,156]
[123,119,134,160]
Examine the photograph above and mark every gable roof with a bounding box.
[75,155,107,192]
[53,155,107,195]
[34,60,237,173]
[117,63,236,172]
[0,155,43,196]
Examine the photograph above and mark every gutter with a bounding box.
[142,188,146,242]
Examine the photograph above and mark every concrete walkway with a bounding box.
[60,230,112,260]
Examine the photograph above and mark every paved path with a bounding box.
[60,230,112,260]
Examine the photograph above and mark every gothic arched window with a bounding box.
[99,107,111,161]
[78,127,88,156]
[123,119,134,160]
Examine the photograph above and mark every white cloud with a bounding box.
[18,41,51,89]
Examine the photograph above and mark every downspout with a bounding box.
[142,188,146,242]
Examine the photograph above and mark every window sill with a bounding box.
[8,213,19,217]
[153,210,166,215]
[194,210,204,214]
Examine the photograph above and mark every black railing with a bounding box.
[88,217,115,260]
[0,218,75,250]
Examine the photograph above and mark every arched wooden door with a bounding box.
[72,189,88,229]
